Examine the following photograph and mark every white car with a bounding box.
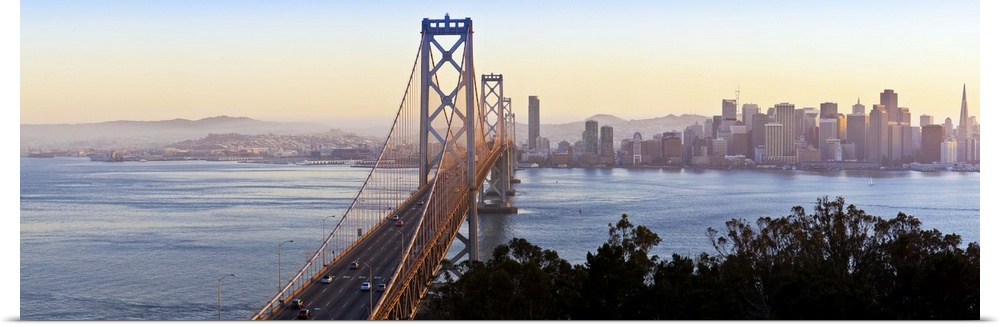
[320,275,332,284]
[361,282,371,291]
[392,215,399,220]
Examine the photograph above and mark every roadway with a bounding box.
[272,186,430,320]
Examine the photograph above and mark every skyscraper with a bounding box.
[528,96,540,150]
[846,114,868,161]
[868,104,889,162]
[956,84,970,162]
[599,125,614,156]
[881,89,899,123]
[583,120,599,154]
[921,125,943,163]
[818,118,839,160]
[774,103,796,156]
[751,113,770,149]
[943,117,954,138]
[852,98,866,115]
[742,103,760,131]
[919,114,934,127]
[721,99,738,140]
[820,102,838,118]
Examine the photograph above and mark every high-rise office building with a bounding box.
[943,117,954,138]
[881,89,899,123]
[818,118,839,160]
[852,98,866,115]
[921,125,943,163]
[920,114,934,127]
[845,114,868,161]
[956,84,970,162]
[765,123,784,158]
[742,104,760,131]
[820,102,838,118]
[730,125,748,157]
[711,116,722,139]
[802,109,819,148]
[683,122,704,164]
[528,96,540,150]
[794,108,805,142]
[583,120,599,154]
[721,99,738,140]
[774,103,796,156]
[868,104,889,162]
[941,139,957,164]
[599,125,614,156]
[752,113,770,149]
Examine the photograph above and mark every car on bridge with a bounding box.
[376,283,387,292]
[392,215,399,220]
[417,200,424,205]
[289,299,303,309]
[361,282,371,291]
[297,309,311,320]
[395,220,404,226]
[320,275,333,284]
[349,261,359,269]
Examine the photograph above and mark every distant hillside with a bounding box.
[21,116,333,149]
[514,113,709,147]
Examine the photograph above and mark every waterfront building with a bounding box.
[583,120,599,154]
[826,139,843,161]
[846,114,868,161]
[730,125,749,157]
[774,103,796,156]
[921,125,943,163]
[868,104,889,162]
[528,96,540,150]
[941,139,957,164]
[752,113,770,149]
[888,123,904,162]
[599,125,614,157]
[765,123,784,158]
[662,134,682,164]
[683,123,704,164]
[818,118,839,160]
[710,138,728,156]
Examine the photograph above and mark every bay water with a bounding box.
[19,157,980,320]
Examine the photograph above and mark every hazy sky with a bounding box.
[19,0,985,126]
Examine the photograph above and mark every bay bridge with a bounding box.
[250,14,519,320]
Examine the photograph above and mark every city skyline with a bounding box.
[18,1,986,127]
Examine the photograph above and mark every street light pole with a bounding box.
[278,240,293,298]
[360,261,373,319]
[389,229,405,268]
[217,273,236,320]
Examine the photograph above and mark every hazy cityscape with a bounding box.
[22,85,981,173]
[18,0,985,322]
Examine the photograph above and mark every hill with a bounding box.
[21,116,333,149]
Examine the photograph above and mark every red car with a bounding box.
[395,220,404,226]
